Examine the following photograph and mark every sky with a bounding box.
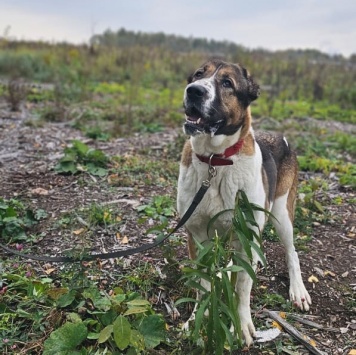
[1,0,356,57]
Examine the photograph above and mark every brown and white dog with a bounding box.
[177,59,311,346]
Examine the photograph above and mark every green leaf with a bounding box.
[221,265,244,273]
[113,315,131,350]
[174,297,198,306]
[87,332,100,340]
[72,140,89,156]
[98,325,113,344]
[55,161,78,174]
[126,299,151,306]
[130,329,145,351]
[138,315,166,349]
[43,322,88,355]
[193,294,210,340]
[86,164,108,177]
[313,200,324,213]
[232,255,257,283]
[250,240,267,267]
[57,289,77,308]
[124,307,149,316]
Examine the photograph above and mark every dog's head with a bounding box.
[183,59,260,137]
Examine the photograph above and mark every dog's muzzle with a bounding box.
[184,84,223,136]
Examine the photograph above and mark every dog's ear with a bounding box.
[242,67,260,103]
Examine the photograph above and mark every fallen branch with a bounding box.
[264,309,326,355]
[285,313,338,332]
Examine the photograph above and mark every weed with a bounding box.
[85,126,111,141]
[254,290,292,310]
[137,195,175,220]
[177,191,267,353]
[110,155,178,187]
[55,140,109,176]
[5,79,28,111]
[0,259,167,354]
[0,198,46,243]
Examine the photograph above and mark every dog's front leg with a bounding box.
[234,269,255,346]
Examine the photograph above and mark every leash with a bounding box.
[0,163,218,263]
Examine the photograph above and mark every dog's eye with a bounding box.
[222,79,233,88]
[194,70,204,78]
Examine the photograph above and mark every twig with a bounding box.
[285,313,338,332]
[264,309,326,355]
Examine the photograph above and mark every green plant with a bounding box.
[43,285,167,353]
[5,79,28,111]
[0,198,47,243]
[85,126,111,141]
[0,258,167,354]
[137,195,175,220]
[55,139,109,176]
[176,191,267,353]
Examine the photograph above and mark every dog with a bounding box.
[177,59,311,346]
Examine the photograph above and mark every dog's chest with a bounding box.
[177,153,264,238]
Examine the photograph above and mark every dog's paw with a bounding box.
[289,282,312,311]
[241,319,256,346]
[230,323,255,346]
[232,310,256,346]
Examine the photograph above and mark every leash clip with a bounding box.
[202,154,217,187]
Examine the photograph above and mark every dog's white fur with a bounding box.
[177,61,311,346]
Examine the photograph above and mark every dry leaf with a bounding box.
[73,228,85,235]
[341,271,349,278]
[107,174,120,184]
[308,275,319,283]
[121,236,129,244]
[44,268,56,275]
[324,270,336,277]
[271,321,282,331]
[348,350,356,355]
[309,338,317,346]
[279,311,287,319]
[29,187,49,195]
[116,232,121,240]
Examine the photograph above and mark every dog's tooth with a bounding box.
[197,118,201,125]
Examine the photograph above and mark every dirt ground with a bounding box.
[0,104,355,354]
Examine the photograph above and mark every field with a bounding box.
[0,34,355,354]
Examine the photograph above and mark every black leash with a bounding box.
[0,165,217,263]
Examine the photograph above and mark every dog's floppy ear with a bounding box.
[242,67,260,103]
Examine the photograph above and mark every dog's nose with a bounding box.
[186,84,207,99]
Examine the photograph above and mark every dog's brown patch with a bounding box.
[181,140,193,167]
[241,130,255,156]
[261,168,270,210]
[275,153,298,221]
[187,231,197,259]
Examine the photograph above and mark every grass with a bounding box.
[253,98,356,124]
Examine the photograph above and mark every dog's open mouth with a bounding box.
[184,108,223,136]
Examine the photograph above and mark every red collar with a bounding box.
[195,139,244,166]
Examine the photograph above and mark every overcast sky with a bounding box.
[1,0,355,57]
